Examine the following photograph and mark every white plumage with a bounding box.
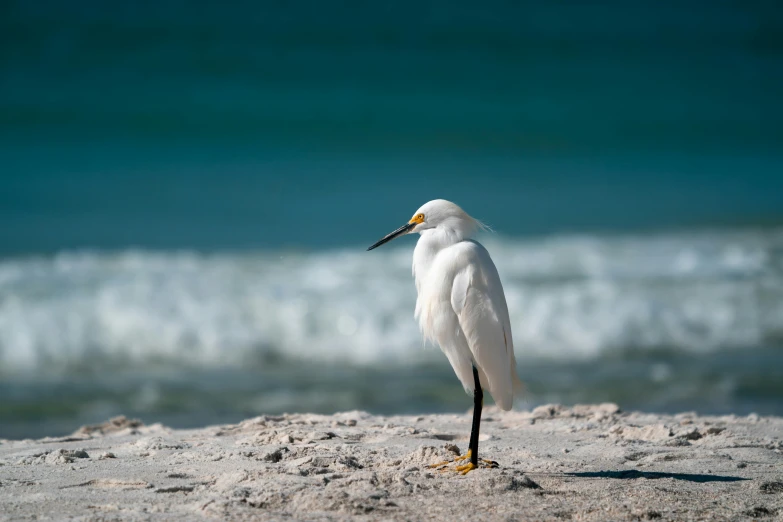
[369,199,521,410]
[368,199,520,471]
[410,200,521,410]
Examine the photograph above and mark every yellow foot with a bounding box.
[427,449,472,469]
[430,453,500,474]
[455,459,500,475]
[455,461,477,475]
[454,450,472,462]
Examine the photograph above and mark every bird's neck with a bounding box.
[412,228,468,290]
[420,226,468,247]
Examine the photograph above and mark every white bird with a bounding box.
[368,199,521,473]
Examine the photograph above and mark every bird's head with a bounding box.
[367,199,485,251]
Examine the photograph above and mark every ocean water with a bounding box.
[1,0,783,438]
[2,231,782,439]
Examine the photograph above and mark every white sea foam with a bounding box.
[1,228,781,374]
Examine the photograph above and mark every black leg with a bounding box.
[468,366,482,467]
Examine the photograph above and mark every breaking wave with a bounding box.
[2,228,782,375]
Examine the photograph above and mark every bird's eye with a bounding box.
[417,214,424,221]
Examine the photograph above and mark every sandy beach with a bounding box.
[1,404,781,521]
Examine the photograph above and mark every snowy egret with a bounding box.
[368,199,521,474]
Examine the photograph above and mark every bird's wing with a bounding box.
[450,242,517,410]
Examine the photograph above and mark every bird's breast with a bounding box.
[413,247,463,347]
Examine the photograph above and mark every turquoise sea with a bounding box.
[1,0,782,438]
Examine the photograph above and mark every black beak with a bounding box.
[367,222,416,251]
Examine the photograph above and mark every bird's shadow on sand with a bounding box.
[565,470,748,483]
